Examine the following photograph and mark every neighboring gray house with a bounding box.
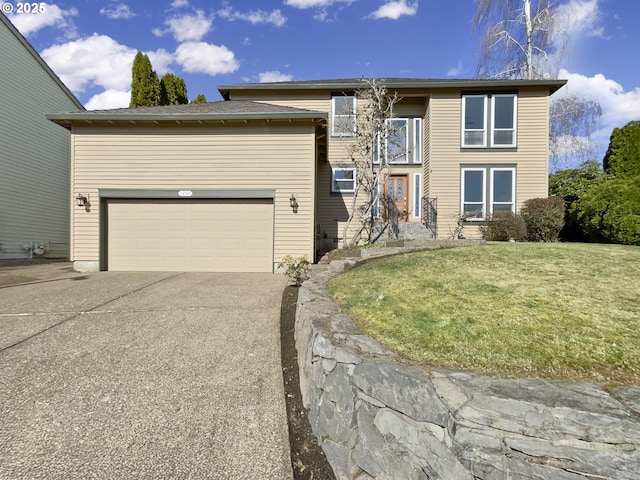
[0,12,84,260]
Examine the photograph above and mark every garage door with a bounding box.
[107,199,274,272]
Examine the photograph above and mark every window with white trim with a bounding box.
[490,167,516,212]
[374,117,422,164]
[461,166,516,219]
[461,167,486,219]
[413,173,422,218]
[331,95,356,136]
[386,118,409,163]
[331,167,356,193]
[461,94,517,148]
[413,118,423,163]
[491,95,517,147]
[462,96,487,147]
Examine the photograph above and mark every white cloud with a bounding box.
[174,42,239,76]
[40,34,172,94]
[85,89,131,110]
[368,0,418,20]
[155,10,213,42]
[100,3,136,20]
[217,7,287,27]
[171,0,190,7]
[558,69,640,132]
[258,71,293,83]
[283,0,353,8]
[8,3,78,37]
[554,69,640,162]
[283,0,355,20]
[447,61,463,77]
[555,0,604,40]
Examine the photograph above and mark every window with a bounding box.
[491,95,517,147]
[331,167,356,193]
[461,166,516,219]
[413,173,422,218]
[374,117,422,164]
[461,168,486,219]
[461,94,517,148]
[490,167,515,211]
[332,95,356,136]
[413,118,423,163]
[462,95,487,147]
[386,118,409,163]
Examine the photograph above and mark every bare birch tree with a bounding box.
[472,0,556,79]
[472,0,602,168]
[340,79,401,246]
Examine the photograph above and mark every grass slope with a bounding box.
[327,243,640,384]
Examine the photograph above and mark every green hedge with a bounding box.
[481,211,527,242]
[520,197,566,242]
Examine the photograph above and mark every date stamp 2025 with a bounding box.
[1,3,47,14]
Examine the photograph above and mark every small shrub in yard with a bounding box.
[278,255,312,286]
[521,197,565,242]
[481,210,527,241]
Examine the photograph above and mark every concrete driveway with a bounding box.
[0,263,293,480]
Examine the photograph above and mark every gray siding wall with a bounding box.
[0,16,80,259]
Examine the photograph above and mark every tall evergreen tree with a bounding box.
[130,52,160,108]
[160,73,188,105]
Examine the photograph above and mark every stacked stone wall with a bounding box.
[295,244,640,479]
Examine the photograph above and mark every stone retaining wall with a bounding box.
[295,243,640,480]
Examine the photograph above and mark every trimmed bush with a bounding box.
[521,197,566,242]
[481,210,527,242]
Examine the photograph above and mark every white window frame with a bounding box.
[331,95,356,137]
[412,173,422,219]
[460,167,487,220]
[461,95,488,148]
[490,94,517,148]
[372,174,380,219]
[413,118,423,164]
[331,167,356,193]
[385,118,409,164]
[489,167,516,213]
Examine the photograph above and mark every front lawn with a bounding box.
[327,243,640,385]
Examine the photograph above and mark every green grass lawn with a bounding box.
[327,243,640,385]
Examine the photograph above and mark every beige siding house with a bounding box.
[0,13,84,260]
[48,78,564,273]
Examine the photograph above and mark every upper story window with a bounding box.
[462,94,517,148]
[385,118,409,163]
[374,117,423,165]
[331,95,356,137]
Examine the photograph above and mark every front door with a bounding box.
[383,174,409,222]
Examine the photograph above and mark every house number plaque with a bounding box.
[178,190,193,197]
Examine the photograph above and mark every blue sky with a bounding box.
[5,0,640,158]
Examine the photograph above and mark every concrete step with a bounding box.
[372,222,436,243]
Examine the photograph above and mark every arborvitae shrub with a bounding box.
[481,210,527,241]
[521,197,565,242]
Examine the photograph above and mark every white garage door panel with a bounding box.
[108,199,274,272]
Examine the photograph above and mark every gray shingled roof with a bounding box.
[218,77,567,98]
[47,100,327,128]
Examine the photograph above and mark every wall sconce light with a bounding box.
[75,193,88,207]
[289,194,298,212]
